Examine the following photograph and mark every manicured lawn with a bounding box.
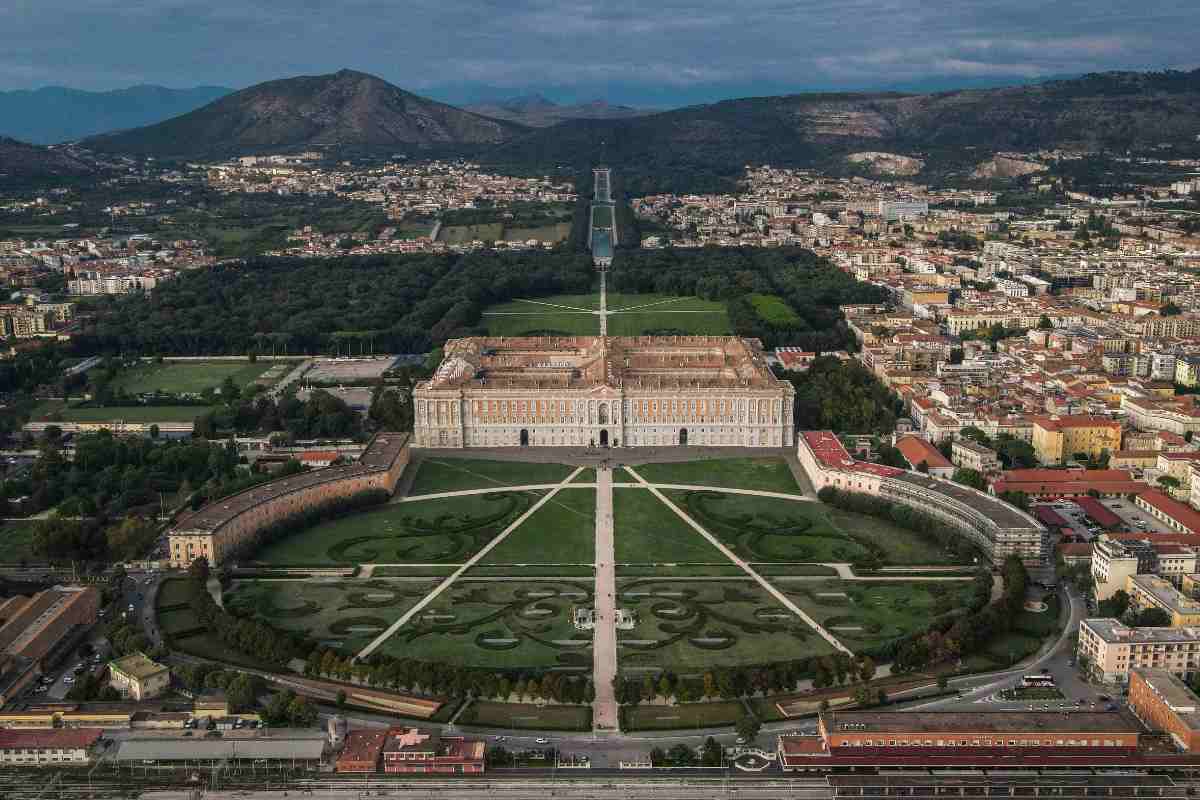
[607,306,731,336]
[482,488,595,565]
[437,223,504,244]
[785,579,977,652]
[34,405,206,423]
[826,509,963,565]
[748,293,801,325]
[482,310,598,337]
[666,490,871,564]
[622,701,745,731]
[618,579,834,671]
[0,521,38,562]
[571,467,596,484]
[487,294,600,311]
[461,701,591,731]
[225,578,439,653]
[985,631,1042,666]
[504,222,571,243]
[253,491,544,566]
[112,360,273,395]
[629,457,801,494]
[613,488,729,567]
[373,579,593,669]
[408,458,577,495]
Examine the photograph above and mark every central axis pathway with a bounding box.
[356,466,585,660]
[598,271,608,336]
[592,466,619,732]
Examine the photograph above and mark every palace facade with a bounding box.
[414,336,794,449]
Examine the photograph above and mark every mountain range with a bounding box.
[5,67,1200,186]
[0,85,232,145]
[463,94,648,127]
[83,70,521,157]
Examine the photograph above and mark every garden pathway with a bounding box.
[622,465,852,655]
[355,466,586,660]
[397,483,816,503]
[592,466,619,732]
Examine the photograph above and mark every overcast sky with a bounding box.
[2,0,1198,104]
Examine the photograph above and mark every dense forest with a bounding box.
[783,358,901,434]
[76,245,883,357]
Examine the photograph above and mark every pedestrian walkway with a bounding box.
[623,465,851,655]
[356,466,586,660]
[599,271,608,336]
[592,466,619,731]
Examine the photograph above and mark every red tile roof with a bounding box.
[1139,489,1200,536]
[1032,415,1121,431]
[0,728,101,750]
[895,435,953,470]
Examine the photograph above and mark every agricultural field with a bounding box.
[112,359,274,395]
[618,579,836,671]
[251,491,544,566]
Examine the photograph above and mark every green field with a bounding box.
[619,579,835,670]
[225,578,439,652]
[372,579,593,669]
[437,223,504,244]
[613,488,729,569]
[591,205,614,228]
[33,404,207,423]
[112,360,274,395]
[461,701,591,731]
[622,701,746,731]
[628,458,801,494]
[481,488,595,565]
[786,579,977,651]
[0,521,38,562]
[505,222,572,243]
[253,491,544,566]
[748,293,801,325]
[480,291,730,337]
[408,458,577,495]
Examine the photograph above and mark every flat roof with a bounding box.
[822,710,1142,735]
[110,652,168,681]
[1081,617,1200,644]
[114,733,326,762]
[892,471,1035,529]
[1128,574,1200,616]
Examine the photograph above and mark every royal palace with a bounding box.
[414,336,795,449]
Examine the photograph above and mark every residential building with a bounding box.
[952,439,1001,474]
[108,653,170,701]
[1077,619,1200,684]
[1031,415,1122,465]
[990,468,1147,499]
[1126,574,1200,626]
[894,435,954,478]
[0,728,101,766]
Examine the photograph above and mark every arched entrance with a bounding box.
[600,430,609,447]
[519,429,529,446]
[679,428,688,446]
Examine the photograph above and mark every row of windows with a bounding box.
[836,738,1125,748]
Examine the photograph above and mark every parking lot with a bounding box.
[1040,496,1159,544]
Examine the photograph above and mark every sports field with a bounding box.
[112,360,274,395]
[36,405,208,423]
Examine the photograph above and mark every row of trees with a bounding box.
[784,358,902,435]
[193,389,365,440]
[185,559,306,666]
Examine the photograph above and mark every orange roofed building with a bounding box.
[381,727,484,774]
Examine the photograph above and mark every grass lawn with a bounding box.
[628,458,801,494]
[374,579,592,669]
[748,293,801,326]
[486,294,600,311]
[504,222,571,243]
[613,488,730,567]
[482,310,598,337]
[112,360,273,395]
[825,509,966,565]
[156,577,197,608]
[607,301,732,336]
[985,631,1043,666]
[225,578,439,653]
[253,491,544,566]
[571,468,596,484]
[408,458,576,495]
[482,488,595,565]
[34,405,207,423]
[619,579,834,671]
[667,490,870,564]
[622,701,745,731]
[461,701,591,731]
[437,223,504,244]
[786,579,977,652]
[591,206,614,227]
[0,521,38,562]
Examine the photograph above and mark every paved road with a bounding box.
[357,467,587,660]
[592,466,618,732]
[624,465,851,655]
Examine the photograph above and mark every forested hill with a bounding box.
[78,247,882,356]
[486,68,1200,193]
